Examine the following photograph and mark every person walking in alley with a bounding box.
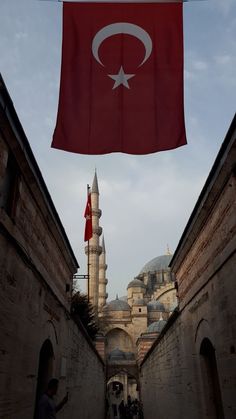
[118,400,126,419]
[37,378,68,419]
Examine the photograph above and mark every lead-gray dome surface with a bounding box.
[147,319,167,333]
[103,298,131,311]
[127,278,146,289]
[147,300,166,311]
[139,254,172,274]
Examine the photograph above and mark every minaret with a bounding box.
[85,171,102,314]
[98,236,108,312]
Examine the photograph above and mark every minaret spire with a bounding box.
[98,235,108,312]
[92,169,99,194]
[85,170,102,316]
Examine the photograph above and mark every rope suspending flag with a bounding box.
[52,2,187,154]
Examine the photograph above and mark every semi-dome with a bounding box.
[147,300,166,312]
[103,297,131,312]
[147,319,167,333]
[139,254,172,274]
[127,278,146,289]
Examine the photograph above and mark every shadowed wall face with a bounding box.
[106,328,134,355]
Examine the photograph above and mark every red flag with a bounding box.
[84,192,92,242]
[52,3,186,155]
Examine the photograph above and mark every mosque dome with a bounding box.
[139,254,172,274]
[147,319,167,333]
[108,348,127,360]
[147,300,166,312]
[103,297,131,312]
[127,278,146,289]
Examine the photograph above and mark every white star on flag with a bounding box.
[108,66,135,90]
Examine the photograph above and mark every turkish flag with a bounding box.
[84,192,92,242]
[52,3,186,154]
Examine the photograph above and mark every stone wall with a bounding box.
[140,118,236,419]
[0,233,105,419]
[0,75,105,419]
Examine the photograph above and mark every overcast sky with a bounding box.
[0,0,235,299]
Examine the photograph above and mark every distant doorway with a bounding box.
[107,373,139,419]
[34,339,54,418]
[200,338,224,418]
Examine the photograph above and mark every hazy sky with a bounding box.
[0,0,235,299]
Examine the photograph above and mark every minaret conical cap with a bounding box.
[91,170,99,194]
[102,236,106,253]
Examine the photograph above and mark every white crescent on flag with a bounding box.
[92,22,153,89]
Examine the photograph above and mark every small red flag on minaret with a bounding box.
[84,190,93,241]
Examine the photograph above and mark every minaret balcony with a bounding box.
[99,278,108,285]
[92,208,102,218]
[99,263,108,271]
[85,244,102,255]
[93,226,103,236]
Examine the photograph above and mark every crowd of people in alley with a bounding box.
[118,396,143,419]
[107,395,144,419]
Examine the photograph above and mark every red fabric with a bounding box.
[84,193,92,242]
[52,3,186,155]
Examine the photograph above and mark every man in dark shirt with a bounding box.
[37,378,68,419]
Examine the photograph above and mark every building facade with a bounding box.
[140,114,236,419]
[0,74,105,419]
[86,172,178,413]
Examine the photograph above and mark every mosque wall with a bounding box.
[140,118,236,419]
[106,328,135,354]
[0,77,105,419]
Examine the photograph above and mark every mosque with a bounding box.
[86,172,178,411]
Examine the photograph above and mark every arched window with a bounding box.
[200,338,224,418]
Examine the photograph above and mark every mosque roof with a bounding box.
[147,319,167,333]
[127,278,146,289]
[147,300,166,311]
[103,297,131,312]
[139,254,172,274]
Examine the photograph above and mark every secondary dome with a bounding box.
[139,254,172,274]
[108,348,126,360]
[147,300,165,312]
[103,297,131,312]
[147,319,167,333]
[127,279,146,289]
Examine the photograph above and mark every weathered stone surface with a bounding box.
[0,75,105,419]
[140,118,236,419]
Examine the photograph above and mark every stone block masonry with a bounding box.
[140,116,236,419]
[0,74,105,419]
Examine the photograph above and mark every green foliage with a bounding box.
[71,292,98,340]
